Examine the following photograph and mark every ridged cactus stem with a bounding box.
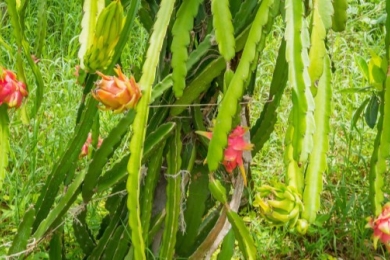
[302,55,332,223]
[0,105,9,190]
[126,0,175,259]
[5,0,45,117]
[4,0,23,45]
[207,0,274,172]
[8,207,36,256]
[369,2,390,216]
[159,123,182,259]
[285,0,315,165]
[284,116,303,193]
[331,0,348,32]
[140,145,165,242]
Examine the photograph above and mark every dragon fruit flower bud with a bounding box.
[92,65,141,113]
[366,203,390,251]
[80,133,103,158]
[196,125,253,186]
[0,69,28,109]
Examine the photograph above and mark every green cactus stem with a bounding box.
[207,0,274,172]
[302,55,332,223]
[0,105,9,190]
[159,123,182,259]
[126,0,175,258]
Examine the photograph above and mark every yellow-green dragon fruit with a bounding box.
[253,182,308,234]
[83,0,124,72]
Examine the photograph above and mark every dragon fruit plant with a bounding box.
[5,0,382,258]
[365,0,390,251]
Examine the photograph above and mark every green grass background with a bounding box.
[0,0,389,259]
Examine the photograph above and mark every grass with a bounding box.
[0,0,389,259]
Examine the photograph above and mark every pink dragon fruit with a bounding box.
[0,68,28,109]
[197,125,253,186]
[80,133,103,158]
[366,202,390,251]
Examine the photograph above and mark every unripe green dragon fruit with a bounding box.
[253,182,308,233]
[83,0,124,72]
